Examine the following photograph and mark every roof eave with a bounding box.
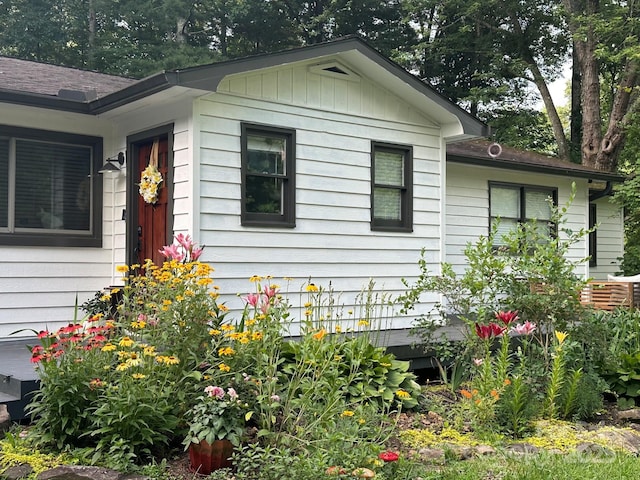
[0,89,91,114]
[86,37,489,138]
[447,153,626,183]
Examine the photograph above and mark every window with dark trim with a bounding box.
[0,125,102,247]
[241,123,295,227]
[589,203,597,267]
[489,182,556,245]
[371,142,413,231]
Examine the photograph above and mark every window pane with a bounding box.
[0,138,8,228]
[492,217,518,244]
[246,176,283,214]
[491,186,519,218]
[247,135,285,175]
[375,150,404,186]
[374,187,401,220]
[525,190,552,220]
[15,140,92,231]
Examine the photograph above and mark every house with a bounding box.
[0,36,624,344]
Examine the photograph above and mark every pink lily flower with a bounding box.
[512,321,537,336]
[244,293,260,307]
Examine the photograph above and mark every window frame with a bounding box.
[241,123,296,228]
[589,203,597,267]
[0,125,103,247]
[371,142,413,232]
[488,181,557,244]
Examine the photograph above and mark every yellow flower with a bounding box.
[209,329,222,336]
[306,283,319,292]
[130,320,146,329]
[249,275,263,282]
[100,294,112,302]
[304,310,313,317]
[101,343,116,352]
[115,363,129,371]
[358,320,369,327]
[358,418,366,425]
[221,324,235,331]
[251,331,263,341]
[165,355,180,365]
[132,373,146,379]
[341,410,355,417]
[162,299,172,306]
[313,329,327,341]
[555,331,568,345]
[347,309,353,315]
[143,346,157,357]
[335,325,342,333]
[119,337,134,348]
[218,304,229,312]
[396,389,410,399]
[116,265,130,273]
[246,318,257,326]
[304,302,312,308]
[219,347,235,356]
[219,363,231,372]
[156,355,180,365]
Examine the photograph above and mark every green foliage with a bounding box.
[27,238,225,468]
[401,184,588,364]
[481,107,558,156]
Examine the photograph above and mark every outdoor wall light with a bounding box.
[99,151,125,174]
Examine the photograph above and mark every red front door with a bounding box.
[135,137,169,267]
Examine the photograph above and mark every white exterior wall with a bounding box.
[193,64,445,331]
[0,104,116,338]
[590,197,624,279]
[0,93,197,339]
[445,162,591,279]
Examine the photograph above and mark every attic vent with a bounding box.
[309,62,360,82]
[324,65,348,75]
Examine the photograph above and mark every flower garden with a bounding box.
[4,198,640,479]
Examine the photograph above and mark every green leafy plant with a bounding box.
[183,385,248,447]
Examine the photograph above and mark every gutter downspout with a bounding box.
[589,180,613,202]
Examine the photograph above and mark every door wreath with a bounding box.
[139,139,163,204]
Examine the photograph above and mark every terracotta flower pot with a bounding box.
[188,438,234,475]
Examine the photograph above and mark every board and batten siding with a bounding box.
[445,162,591,279]
[590,197,624,279]
[0,104,117,339]
[193,64,446,332]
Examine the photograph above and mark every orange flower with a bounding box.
[313,328,327,340]
[490,389,500,399]
[504,378,512,386]
[460,389,473,399]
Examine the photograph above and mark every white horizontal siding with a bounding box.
[590,197,624,279]
[445,162,590,279]
[0,105,118,338]
[195,73,444,331]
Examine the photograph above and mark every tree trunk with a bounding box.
[575,28,601,169]
[176,17,187,44]
[595,59,639,171]
[88,0,96,69]
[529,59,570,160]
[570,44,582,163]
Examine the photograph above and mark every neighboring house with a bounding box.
[0,36,623,342]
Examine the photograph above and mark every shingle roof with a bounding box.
[447,139,624,182]
[0,56,135,99]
